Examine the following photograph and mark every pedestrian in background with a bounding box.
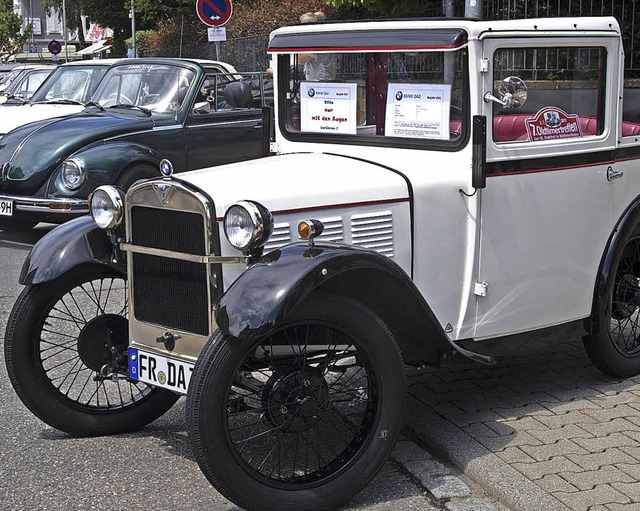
[298,11,337,81]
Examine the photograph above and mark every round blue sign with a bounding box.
[48,39,62,55]
[196,0,232,27]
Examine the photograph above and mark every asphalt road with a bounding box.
[0,224,440,511]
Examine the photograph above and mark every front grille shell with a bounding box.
[125,178,221,360]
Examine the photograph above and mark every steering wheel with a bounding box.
[101,92,133,107]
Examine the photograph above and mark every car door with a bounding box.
[184,70,264,170]
[474,35,619,339]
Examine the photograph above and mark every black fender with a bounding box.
[216,243,492,366]
[71,141,164,184]
[19,216,125,285]
[592,194,640,315]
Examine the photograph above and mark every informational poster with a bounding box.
[300,82,357,135]
[385,83,451,140]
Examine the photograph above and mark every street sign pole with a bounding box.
[62,0,68,62]
[131,0,136,58]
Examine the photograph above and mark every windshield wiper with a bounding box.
[107,104,151,116]
[32,98,84,105]
[4,95,27,104]
[85,101,104,111]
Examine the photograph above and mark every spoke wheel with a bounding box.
[187,294,405,511]
[5,264,179,436]
[586,233,640,377]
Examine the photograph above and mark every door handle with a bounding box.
[607,166,623,181]
[253,122,263,129]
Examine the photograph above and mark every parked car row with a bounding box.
[0,58,273,230]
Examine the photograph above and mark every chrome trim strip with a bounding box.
[121,242,247,264]
[0,195,88,213]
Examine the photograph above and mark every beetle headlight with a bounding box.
[61,158,86,190]
[89,185,125,230]
[224,200,273,252]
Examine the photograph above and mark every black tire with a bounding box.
[585,228,640,377]
[187,294,405,511]
[115,164,158,191]
[5,264,179,436]
[0,218,38,231]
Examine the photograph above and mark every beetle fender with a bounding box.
[19,216,124,285]
[71,141,164,183]
[216,243,491,366]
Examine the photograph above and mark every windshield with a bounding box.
[280,48,468,148]
[92,63,195,114]
[0,68,27,91]
[10,69,52,99]
[30,65,109,103]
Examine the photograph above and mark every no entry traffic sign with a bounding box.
[48,39,62,55]
[196,0,232,27]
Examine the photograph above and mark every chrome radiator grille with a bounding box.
[130,206,210,336]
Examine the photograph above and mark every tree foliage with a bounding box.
[325,0,439,16]
[0,0,31,56]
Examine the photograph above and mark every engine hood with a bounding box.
[0,104,85,136]
[179,153,410,219]
[0,110,154,194]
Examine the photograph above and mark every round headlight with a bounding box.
[61,158,86,190]
[90,185,125,230]
[224,200,273,252]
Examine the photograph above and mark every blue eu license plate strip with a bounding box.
[128,347,194,395]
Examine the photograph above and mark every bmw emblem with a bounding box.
[159,159,174,179]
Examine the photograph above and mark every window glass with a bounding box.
[492,46,607,143]
[31,66,109,103]
[93,64,195,114]
[193,72,267,113]
[281,49,467,147]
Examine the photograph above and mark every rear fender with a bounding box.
[216,243,492,365]
[19,216,124,285]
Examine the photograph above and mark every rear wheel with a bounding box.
[585,229,640,377]
[187,294,405,511]
[5,264,179,436]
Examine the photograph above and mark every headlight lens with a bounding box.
[224,200,273,251]
[90,185,125,230]
[61,158,85,190]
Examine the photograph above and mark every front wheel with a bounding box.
[585,229,640,377]
[5,264,179,436]
[187,294,406,511]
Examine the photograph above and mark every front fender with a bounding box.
[72,141,163,184]
[20,216,125,285]
[216,243,492,365]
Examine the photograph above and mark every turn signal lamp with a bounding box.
[298,219,324,245]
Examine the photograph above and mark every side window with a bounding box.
[622,72,640,138]
[193,72,263,114]
[492,46,607,143]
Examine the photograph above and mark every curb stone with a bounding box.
[392,439,505,511]
[403,394,572,511]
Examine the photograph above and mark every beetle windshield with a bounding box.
[92,63,195,114]
[279,48,468,148]
[30,65,110,104]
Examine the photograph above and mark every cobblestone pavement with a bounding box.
[405,321,640,511]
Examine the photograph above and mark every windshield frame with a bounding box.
[276,46,470,152]
[91,62,197,118]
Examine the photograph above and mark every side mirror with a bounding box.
[484,76,528,109]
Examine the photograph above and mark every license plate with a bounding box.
[128,347,194,395]
[0,199,13,217]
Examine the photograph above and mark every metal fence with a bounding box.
[145,1,639,76]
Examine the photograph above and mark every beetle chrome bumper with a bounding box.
[0,194,89,214]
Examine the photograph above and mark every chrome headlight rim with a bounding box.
[60,157,86,191]
[89,185,125,230]
[224,200,273,252]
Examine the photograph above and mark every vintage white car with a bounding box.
[6,15,640,511]
[0,59,120,138]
